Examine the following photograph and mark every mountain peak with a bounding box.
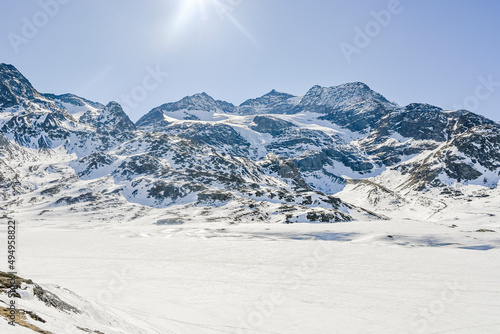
[0,63,31,83]
[0,63,41,108]
[262,89,294,98]
[136,92,236,126]
[44,93,104,112]
[0,63,18,72]
[266,89,289,96]
[342,81,371,89]
[300,82,392,110]
[237,89,299,115]
[404,103,442,113]
[307,81,373,95]
[106,101,122,109]
[79,101,136,133]
[188,92,211,99]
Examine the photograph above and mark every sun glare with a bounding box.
[167,0,260,47]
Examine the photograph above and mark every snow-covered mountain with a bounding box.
[238,89,301,115]
[1,63,500,226]
[3,63,500,334]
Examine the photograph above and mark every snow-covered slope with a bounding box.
[43,93,105,120]
[0,271,159,333]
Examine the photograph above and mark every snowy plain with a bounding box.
[1,196,500,334]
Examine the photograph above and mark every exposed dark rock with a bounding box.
[56,192,101,205]
[198,191,234,203]
[0,271,80,314]
[0,64,43,109]
[251,115,296,135]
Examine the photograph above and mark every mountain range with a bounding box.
[1,63,499,224]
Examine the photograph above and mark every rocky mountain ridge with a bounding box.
[1,63,499,224]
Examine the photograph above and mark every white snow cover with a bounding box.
[1,201,500,333]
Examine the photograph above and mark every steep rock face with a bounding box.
[317,99,391,133]
[1,108,73,149]
[80,101,136,134]
[296,82,397,131]
[452,125,500,172]
[134,107,169,128]
[391,103,448,141]
[395,123,500,189]
[0,64,43,109]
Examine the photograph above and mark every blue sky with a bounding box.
[1,0,499,121]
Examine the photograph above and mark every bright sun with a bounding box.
[178,0,234,22]
[184,0,209,11]
[175,0,207,22]
[168,0,259,47]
